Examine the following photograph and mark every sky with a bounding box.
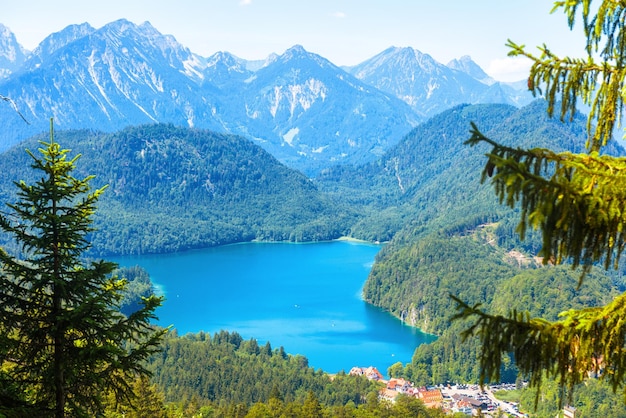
[2,0,587,82]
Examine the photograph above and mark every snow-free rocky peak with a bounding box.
[447,55,495,85]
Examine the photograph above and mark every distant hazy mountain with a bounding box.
[0,23,27,80]
[0,22,420,174]
[0,19,229,149]
[233,45,420,173]
[204,51,254,88]
[447,55,494,84]
[22,23,96,71]
[345,47,532,117]
[0,20,532,174]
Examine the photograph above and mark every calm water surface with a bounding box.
[111,240,435,375]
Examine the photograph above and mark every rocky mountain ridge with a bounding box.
[0,19,531,174]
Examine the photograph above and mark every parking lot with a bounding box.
[440,383,526,417]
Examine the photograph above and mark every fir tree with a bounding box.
[0,120,165,417]
[453,0,626,405]
[104,376,167,418]
[302,391,323,418]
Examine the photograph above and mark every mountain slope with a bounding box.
[22,23,96,71]
[346,47,532,117]
[0,20,228,150]
[0,20,536,175]
[0,24,421,175]
[237,45,421,173]
[317,102,519,242]
[0,23,27,80]
[204,51,253,88]
[447,55,494,84]
[344,100,626,381]
[0,124,353,255]
[319,99,625,328]
[321,101,626,383]
[318,100,618,243]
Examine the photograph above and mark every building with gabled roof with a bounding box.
[349,366,384,381]
[379,388,400,402]
[349,366,364,376]
[417,388,443,409]
[387,378,412,392]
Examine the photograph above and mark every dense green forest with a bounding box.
[104,330,452,418]
[316,101,602,245]
[116,265,158,316]
[0,124,354,256]
[149,331,379,407]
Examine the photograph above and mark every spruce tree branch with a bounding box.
[456,0,626,408]
[467,125,626,277]
[452,291,626,399]
[507,37,625,152]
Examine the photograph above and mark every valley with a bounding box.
[0,99,620,416]
[1,17,625,417]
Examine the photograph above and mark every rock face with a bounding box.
[345,46,533,118]
[0,23,28,80]
[0,21,530,174]
[235,45,421,173]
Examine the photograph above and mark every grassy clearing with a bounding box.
[493,389,521,403]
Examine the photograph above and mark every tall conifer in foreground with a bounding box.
[453,0,626,405]
[0,119,165,417]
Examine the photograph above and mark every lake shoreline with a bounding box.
[112,240,432,374]
[335,236,384,245]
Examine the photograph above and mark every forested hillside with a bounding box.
[315,100,626,386]
[108,330,448,417]
[149,331,379,408]
[317,103,518,243]
[0,124,354,255]
[317,100,604,244]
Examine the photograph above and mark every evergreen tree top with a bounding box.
[0,119,165,417]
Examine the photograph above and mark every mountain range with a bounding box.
[0,20,532,175]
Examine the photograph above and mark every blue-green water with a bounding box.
[111,240,435,375]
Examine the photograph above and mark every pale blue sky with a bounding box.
[3,0,585,82]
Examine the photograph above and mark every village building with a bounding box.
[451,394,487,414]
[351,365,522,414]
[348,366,364,377]
[417,388,444,409]
[386,377,412,393]
[349,366,384,381]
[379,388,400,402]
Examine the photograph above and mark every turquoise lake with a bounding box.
[111,240,436,375]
